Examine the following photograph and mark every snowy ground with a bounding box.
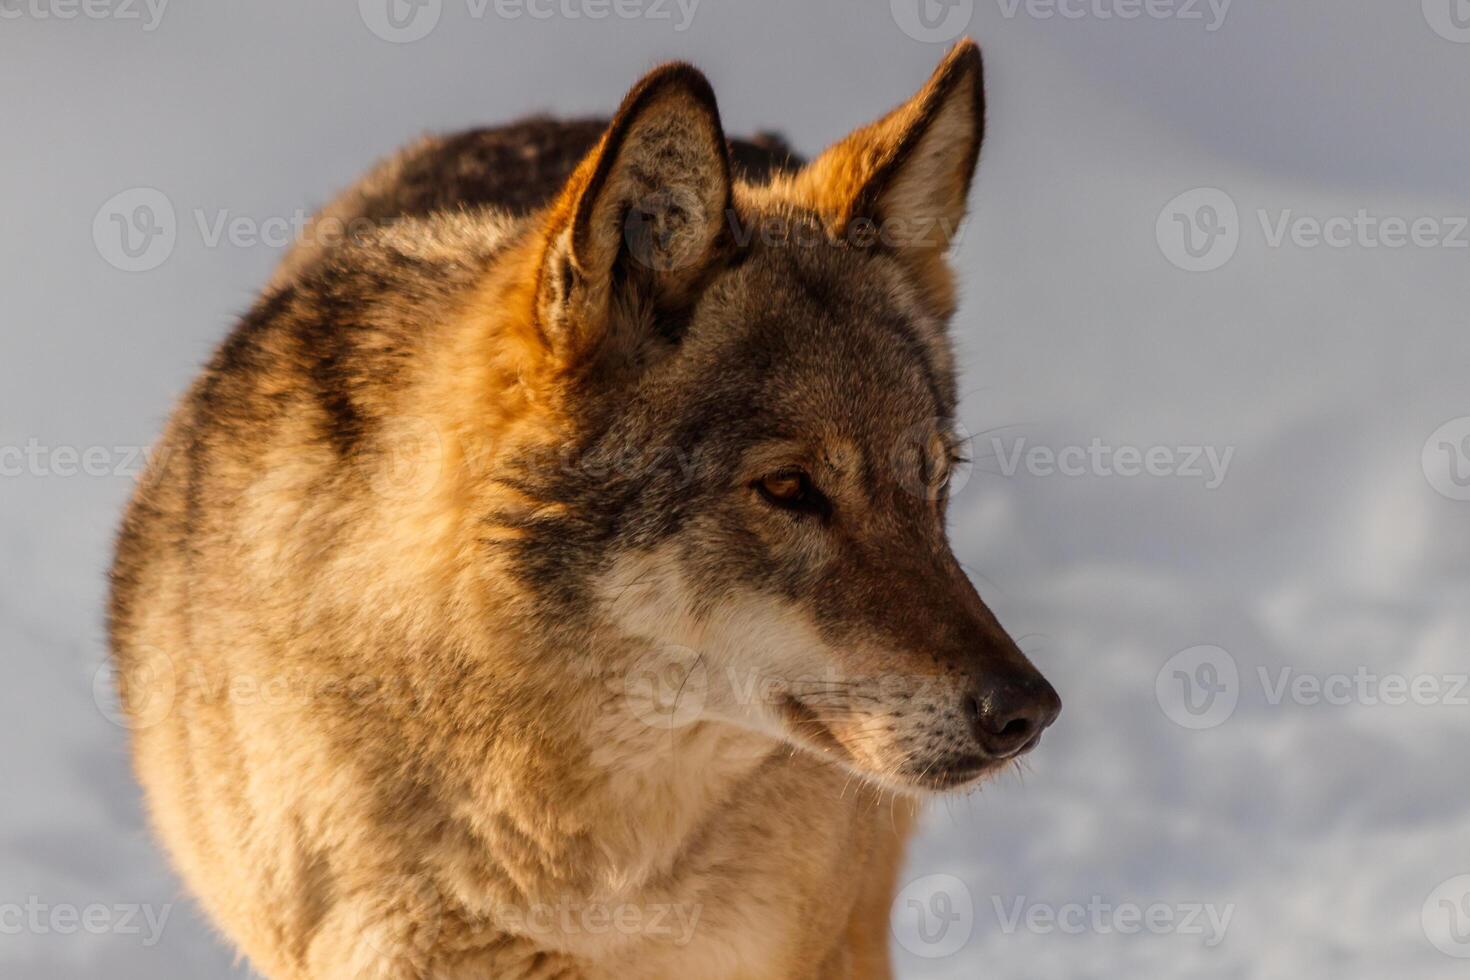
[3,1,1468,976]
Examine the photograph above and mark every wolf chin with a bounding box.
[109,40,1060,979]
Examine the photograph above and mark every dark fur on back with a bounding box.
[268,117,800,292]
[368,120,800,220]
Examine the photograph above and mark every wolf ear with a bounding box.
[535,63,732,370]
[795,41,984,311]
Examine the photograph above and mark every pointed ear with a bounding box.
[535,63,732,370]
[794,41,984,310]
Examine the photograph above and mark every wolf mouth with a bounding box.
[775,694,1038,792]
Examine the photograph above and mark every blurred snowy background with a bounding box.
[2,1,1468,976]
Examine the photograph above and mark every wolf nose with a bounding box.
[963,672,1061,759]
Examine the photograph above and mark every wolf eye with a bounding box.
[755,470,830,518]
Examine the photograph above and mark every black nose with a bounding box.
[963,672,1062,759]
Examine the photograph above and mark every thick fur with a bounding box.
[109,41,1055,979]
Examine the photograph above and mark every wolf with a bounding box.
[108,40,1060,979]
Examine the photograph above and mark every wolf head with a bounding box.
[497,41,1059,794]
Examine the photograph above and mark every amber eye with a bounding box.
[760,472,802,501]
[754,470,830,518]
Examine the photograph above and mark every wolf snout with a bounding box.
[961,670,1062,759]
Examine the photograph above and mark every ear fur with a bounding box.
[792,41,985,311]
[536,63,732,371]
